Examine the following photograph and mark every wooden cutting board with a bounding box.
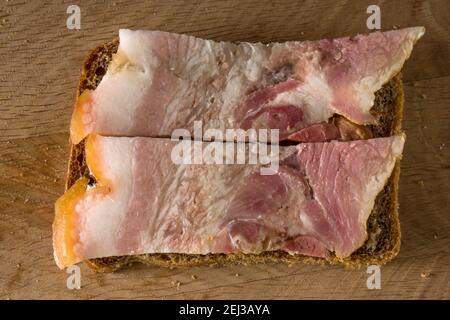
[1,0,449,299]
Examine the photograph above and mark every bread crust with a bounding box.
[66,40,404,272]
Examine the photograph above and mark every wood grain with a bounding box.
[1,0,449,299]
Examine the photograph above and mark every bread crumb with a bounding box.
[24,198,30,204]
[392,25,398,29]
[439,143,445,150]
[235,273,240,277]
[16,263,21,269]
[171,280,182,288]
[420,93,427,99]
[433,234,438,240]
[420,272,430,279]
[191,274,197,280]
[418,180,425,187]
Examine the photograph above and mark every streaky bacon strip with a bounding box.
[54,134,404,268]
[70,28,423,143]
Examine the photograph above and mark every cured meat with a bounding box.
[70,27,423,144]
[53,134,404,268]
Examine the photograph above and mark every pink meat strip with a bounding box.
[57,134,404,268]
[71,28,423,143]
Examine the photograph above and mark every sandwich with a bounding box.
[54,27,424,271]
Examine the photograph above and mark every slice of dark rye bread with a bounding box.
[64,39,404,272]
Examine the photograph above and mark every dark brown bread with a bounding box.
[66,39,404,272]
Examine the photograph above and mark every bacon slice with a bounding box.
[53,134,404,268]
[70,28,423,144]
